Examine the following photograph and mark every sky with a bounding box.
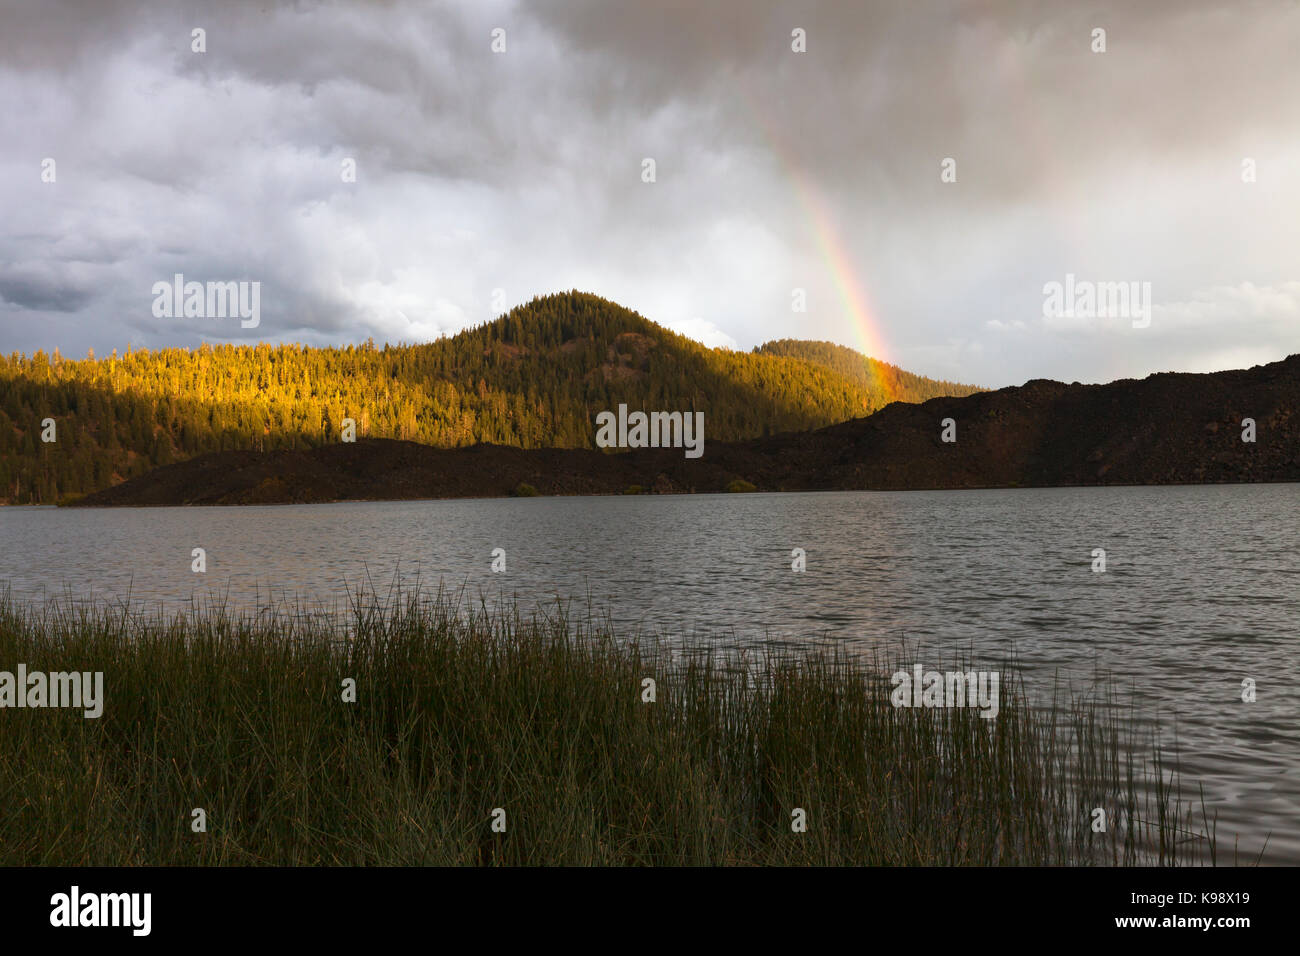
[1,0,1297,388]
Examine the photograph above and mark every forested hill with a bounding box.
[753,339,978,403]
[0,291,981,504]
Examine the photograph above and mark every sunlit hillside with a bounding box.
[0,291,981,504]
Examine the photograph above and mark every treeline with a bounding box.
[0,291,982,504]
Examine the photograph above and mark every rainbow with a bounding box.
[786,171,893,365]
[730,81,896,402]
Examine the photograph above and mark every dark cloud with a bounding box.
[0,270,96,312]
[0,0,1296,385]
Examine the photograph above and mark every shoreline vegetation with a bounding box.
[0,588,1228,866]
[62,350,1300,507]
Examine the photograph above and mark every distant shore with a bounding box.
[68,354,1300,506]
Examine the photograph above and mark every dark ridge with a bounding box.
[70,354,1300,506]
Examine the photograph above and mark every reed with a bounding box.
[0,587,1217,866]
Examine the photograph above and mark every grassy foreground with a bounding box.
[0,589,1214,866]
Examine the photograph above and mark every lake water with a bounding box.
[2,485,1298,863]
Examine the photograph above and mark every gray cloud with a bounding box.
[0,0,1297,385]
[0,269,95,312]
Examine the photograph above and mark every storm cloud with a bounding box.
[1,0,1297,386]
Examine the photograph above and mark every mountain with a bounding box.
[70,353,1300,506]
[0,291,980,505]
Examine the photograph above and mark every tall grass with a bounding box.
[0,587,1216,865]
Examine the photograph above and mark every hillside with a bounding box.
[754,339,974,403]
[0,291,979,505]
[71,353,1300,506]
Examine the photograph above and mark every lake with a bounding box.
[2,484,1298,863]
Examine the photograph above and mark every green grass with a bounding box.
[0,589,1217,866]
